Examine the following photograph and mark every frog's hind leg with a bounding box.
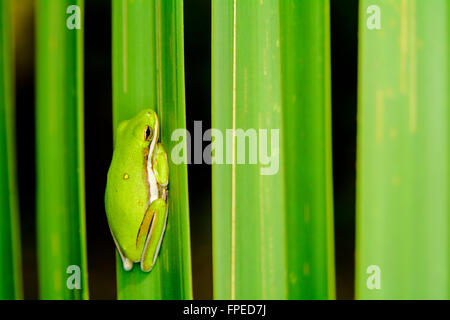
[152,143,169,188]
[110,227,134,271]
[140,198,168,272]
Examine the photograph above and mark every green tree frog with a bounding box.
[105,109,169,272]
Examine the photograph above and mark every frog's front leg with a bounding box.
[140,198,168,272]
[152,143,169,188]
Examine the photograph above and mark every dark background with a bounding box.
[13,0,358,299]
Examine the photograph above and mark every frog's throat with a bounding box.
[147,116,159,205]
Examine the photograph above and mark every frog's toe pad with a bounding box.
[140,262,153,273]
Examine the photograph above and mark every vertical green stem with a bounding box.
[113,0,192,299]
[280,0,335,299]
[212,0,335,299]
[36,0,88,299]
[0,0,23,300]
[356,0,450,299]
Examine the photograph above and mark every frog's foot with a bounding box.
[140,198,168,272]
[110,229,133,271]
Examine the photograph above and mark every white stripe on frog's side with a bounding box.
[147,116,159,205]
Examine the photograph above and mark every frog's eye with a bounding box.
[144,126,153,141]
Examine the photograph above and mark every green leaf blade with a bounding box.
[35,0,88,300]
[356,0,450,299]
[212,0,335,300]
[0,0,23,300]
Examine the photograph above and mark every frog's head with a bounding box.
[127,109,159,147]
[114,109,159,152]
